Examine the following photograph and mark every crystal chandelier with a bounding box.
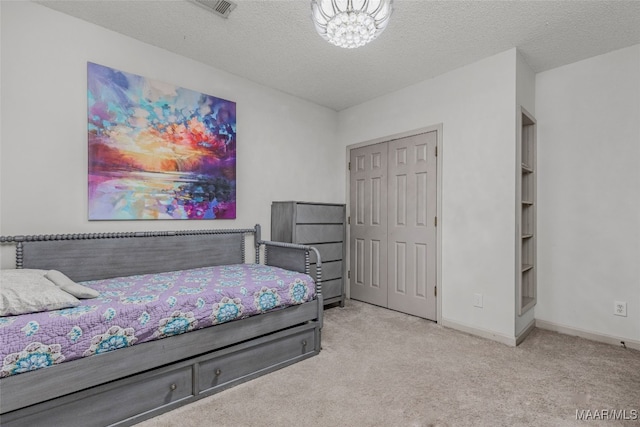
[311,0,393,49]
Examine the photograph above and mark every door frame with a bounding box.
[344,124,443,324]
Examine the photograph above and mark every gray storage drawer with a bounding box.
[296,203,345,224]
[2,365,193,427]
[310,260,342,281]
[295,224,343,244]
[198,328,315,393]
[310,242,343,263]
[322,278,343,300]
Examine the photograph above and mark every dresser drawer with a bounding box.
[310,242,343,263]
[198,328,315,394]
[2,365,193,427]
[296,203,344,224]
[295,224,343,244]
[322,278,343,300]
[310,260,342,281]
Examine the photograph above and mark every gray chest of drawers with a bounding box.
[271,201,346,307]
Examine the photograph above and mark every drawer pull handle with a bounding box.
[215,369,222,376]
[302,340,307,347]
[169,383,177,391]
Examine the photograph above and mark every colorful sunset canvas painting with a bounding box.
[88,62,236,220]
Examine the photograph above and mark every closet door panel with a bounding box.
[387,132,437,320]
[349,143,388,307]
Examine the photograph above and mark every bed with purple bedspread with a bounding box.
[0,225,323,427]
[0,264,315,378]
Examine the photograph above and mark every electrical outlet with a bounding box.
[614,301,627,317]
[473,293,483,308]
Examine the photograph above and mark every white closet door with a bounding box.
[387,131,437,320]
[349,142,388,307]
[349,131,437,321]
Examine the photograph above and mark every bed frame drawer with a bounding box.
[1,321,321,427]
[198,326,315,394]
[2,365,193,427]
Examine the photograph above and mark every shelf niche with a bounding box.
[518,108,537,315]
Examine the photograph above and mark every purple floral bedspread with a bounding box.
[0,264,315,378]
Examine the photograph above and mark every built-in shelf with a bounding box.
[521,296,535,311]
[518,107,537,316]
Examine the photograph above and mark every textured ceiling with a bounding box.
[37,0,640,111]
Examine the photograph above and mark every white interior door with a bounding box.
[349,131,437,320]
[387,132,437,319]
[349,142,388,307]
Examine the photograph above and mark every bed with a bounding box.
[0,224,323,427]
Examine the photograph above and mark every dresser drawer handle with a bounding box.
[215,369,222,376]
[169,383,177,391]
[302,340,307,347]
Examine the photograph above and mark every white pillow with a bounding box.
[45,270,100,299]
[0,269,80,316]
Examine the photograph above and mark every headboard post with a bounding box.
[254,224,261,264]
[15,242,24,269]
[0,235,26,269]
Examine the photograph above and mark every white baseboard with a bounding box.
[515,318,536,346]
[441,318,537,347]
[535,319,640,351]
[441,318,517,347]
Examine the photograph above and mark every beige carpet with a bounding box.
[137,300,640,427]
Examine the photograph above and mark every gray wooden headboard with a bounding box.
[0,227,258,282]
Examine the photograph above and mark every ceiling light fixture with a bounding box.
[311,0,393,49]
